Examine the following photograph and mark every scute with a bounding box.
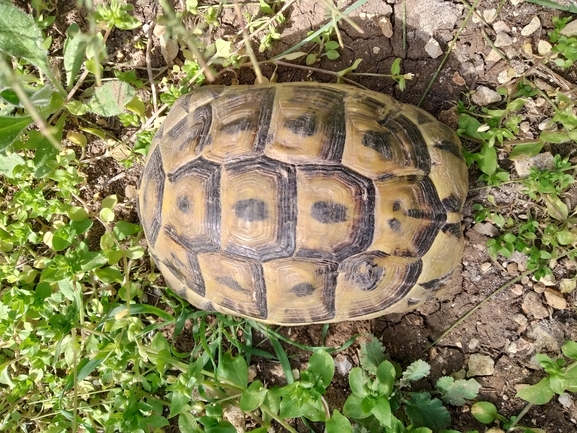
[138,82,469,325]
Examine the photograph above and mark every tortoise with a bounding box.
[138,82,468,325]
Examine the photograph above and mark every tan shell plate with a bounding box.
[138,83,469,325]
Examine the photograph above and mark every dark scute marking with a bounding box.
[414,222,445,257]
[234,199,269,222]
[224,158,296,261]
[393,249,416,258]
[140,147,164,246]
[380,114,431,174]
[339,251,388,291]
[407,297,421,306]
[290,282,316,297]
[392,200,401,212]
[416,111,434,125]
[288,86,346,162]
[217,276,249,293]
[441,194,463,213]
[166,158,221,252]
[435,140,464,161]
[284,113,318,137]
[311,201,348,224]
[362,130,393,159]
[177,196,191,214]
[246,87,276,152]
[220,261,267,319]
[442,223,463,238]
[220,117,255,135]
[166,104,213,155]
[388,218,401,232]
[406,209,447,222]
[162,252,206,296]
[421,271,453,292]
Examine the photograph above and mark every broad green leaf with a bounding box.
[113,221,140,240]
[371,395,392,428]
[79,252,107,271]
[391,58,402,75]
[478,144,497,175]
[306,53,317,65]
[562,341,577,359]
[170,390,191,418]
[0,1,51,77]
[326,49,340,60]
[240,380,268,411]
[102,194,118,209]
[540,130,573,143]
[87,81,136,117]
[436,377,481,406]
[516,378,554,404]
[217,352,248,389]
[375,360,396,397]
[94,266,123,284]
[325,410,352,433]
[205,421,236,433]
[100,208,115,223]
[401,359,431,384]
[0,152,24,176]
[509,141,544,159]
[405,393,451,430]
[457,113,483,140]
[0,115,33,152]
[343,394,372,419]
[63,23,88,89]
[309,350,334,388]
[543,195,569,221]
[359,336,386,374]
[349,367,370,397]
[557,230,577,245]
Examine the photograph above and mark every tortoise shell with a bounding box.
[138,83,468,325]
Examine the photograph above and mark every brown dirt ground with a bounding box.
[38,0,577,431]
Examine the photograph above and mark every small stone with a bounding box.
[538,40,552,55]
[521,16,541,36]
[514,314,528,326]
[527,325,560,353]
[483,9,497,23]
[533,282,546,293]
[560,19,577,37]
[425,38,443,59]
[507,341,518,353]
[520,121,531,133]
[486,428,505,433]
[511,284,524,296]
[248,365,257,382]
[538,119,556,131]
[373,46,380,54]
[473,222,500,237]
[467,354,495,377]
[540,274,556,287]
[452,71,466,86]
[493,21,511,33]
[514,152,555,178]
[507,262,519,274]
[471,85,502,106]
[468,338,480,350]
[486,49,503,63]
[516,337,533,352]
[494,32,514,48]
[223,405,246,432]
[521,276,530,285]
[521,292,549,319]
[510,0,523,4]
[335,355,353,376]
[480,262,492,273]
[560,279,576,294]
[559,393,573,408]
[378,17,393,38]
[544,289,567,310]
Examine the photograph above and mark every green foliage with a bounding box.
[343,336,480,432]
[550,17,577,68]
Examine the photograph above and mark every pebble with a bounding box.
[544,289,567,310]
[540,274,556,287]
[521,276,530,285]
[468,338,480,350]
[559,393,573,408]
[480,262,492,273]
[473,222,500,237]
[507,262,519,274]
[425,38,443,59]
[494,32,514,47]
[493,21,511,33]
[538,40,552,55]
[514,314,528,326]
[527,325,560,352]
[533,282,546,293]
[452,71,466,86]
[514,152,555,178]
[378,17,393,38]
[511,284,524,296]
[335,355,353,376]
[521,292,549,319]
[467,354,495,377]
[483,9,497,23]
[521,16,541,36]
[520,121,531,133]
[560,279,576,294]
[560,19,577,37]
[373,46,380,54]
[516,337,533,352]
[486,49,503,63]
[223,405,246,432]
[471,85,502,106]
[510,0,523,5]
[507,341,518,354]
